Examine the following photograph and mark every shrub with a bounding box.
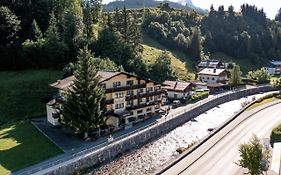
[270,124,281,145]
[186,91,209,103]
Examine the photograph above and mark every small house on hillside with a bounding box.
[197,59,226,71]
[162,80,195,100]
[264,60,281,75]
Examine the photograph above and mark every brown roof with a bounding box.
[198,68,226,76]
[50,70,161,90]
[162,80,193,92]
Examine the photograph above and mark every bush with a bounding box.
[270,124,281,145]
[186,91,209,103]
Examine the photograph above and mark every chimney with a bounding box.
[213,69,216,73]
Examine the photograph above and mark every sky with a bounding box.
[102,0,281,19]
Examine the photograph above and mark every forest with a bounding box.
[1,0,281,81]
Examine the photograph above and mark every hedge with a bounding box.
[270,124,281,145]
[186,92,209,104]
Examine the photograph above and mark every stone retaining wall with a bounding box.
[43,86,275,175]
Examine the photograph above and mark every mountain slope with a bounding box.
[103,0,208,13]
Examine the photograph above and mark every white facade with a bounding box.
[264,67,276,76]
[198,68,228,85]
[166,91,191,99]
[46,102,60,126]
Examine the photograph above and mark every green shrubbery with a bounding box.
[270,124,281,145]
[255,92,281,103]
[186,92,209,104]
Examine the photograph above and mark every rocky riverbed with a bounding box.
[91,93,272,175]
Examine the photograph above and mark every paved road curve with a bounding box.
[162,102,281,175]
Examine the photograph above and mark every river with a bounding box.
[91,93,272,175]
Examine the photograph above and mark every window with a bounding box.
[174,94,178,98]
[138,88,144,94]
[115,92,124,98]
[147,87,153,92]
[126,80,134,86]
[115,103,124,109]
[154,86,160,91]
[127,90,134,96]
[149,96,153,101]
[212,77,215,80]
[127,100,133,106]
[113,81,121,87]
[147,108,152,112]
[138,98,143,104]
[207,77,210,80]
[137,110,143,114]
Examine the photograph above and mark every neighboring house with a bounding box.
[198,68,229,92]
[197,59,226,71]
[162,80,195,99]
[190,80,208,90]
[47,70,163,129]
[264,61,281,75]
[198,68,229,84]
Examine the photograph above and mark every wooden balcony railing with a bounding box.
[126,101,159,111]
[105,84,146,93]
[125,90,163,101]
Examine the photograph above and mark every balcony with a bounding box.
[105,84,146,93]
[126,101,159,110]
[125,90,163,101]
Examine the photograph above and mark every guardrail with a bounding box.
[16,84,273,175]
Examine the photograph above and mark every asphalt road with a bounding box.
[162,102,281,175]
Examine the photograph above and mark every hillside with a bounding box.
[103,0,208,13]
[141,34,196,81]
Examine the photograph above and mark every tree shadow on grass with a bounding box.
[0,121,63,174]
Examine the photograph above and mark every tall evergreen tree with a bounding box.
[276,8,281,22]
[45,12,66,68]
[30,19,43,41]
[83,1,94,38]
[189,28,202,61]
[229,64,242,87]
[62,0,84,61]
[62,46,107,138]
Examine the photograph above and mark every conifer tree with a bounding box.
[229,64,242,87]
[30,19,42,41]
[61,46,106,138]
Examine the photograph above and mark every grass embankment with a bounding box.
[246,97,278,111]
[210,52,258,73]
[0,70,63,175]
[141,34,195,81]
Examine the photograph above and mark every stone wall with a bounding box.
[43,86,275,175]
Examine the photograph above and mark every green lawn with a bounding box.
[141,34,196,80]
[0,70,62,124]
[246,97,278,111]
[0,121,63,175]
[0,70,63,175]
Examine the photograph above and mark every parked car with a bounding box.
[172,100,181,108]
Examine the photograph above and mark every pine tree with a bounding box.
[83,1,94,38]
[229,64,242,87]
[189,28,202,61]
[62,0,84,61]
[275,8,281,22]
[62,46,107,138]
[30,19,42,41]
[45,12,66,68]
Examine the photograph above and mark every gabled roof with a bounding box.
[50,70,161,90]
[198,68,226,76]
[162,80,193,92]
